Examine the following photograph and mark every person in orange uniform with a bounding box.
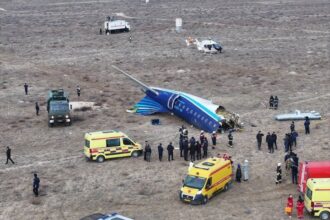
[286,194,294,219]
[296,196,304,219]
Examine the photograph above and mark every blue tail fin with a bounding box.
[129,96,168,115]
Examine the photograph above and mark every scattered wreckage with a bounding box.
[275,110,321,121]
[186,37,223,54]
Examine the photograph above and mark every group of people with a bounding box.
[269,95,279,109]
[256,131,277,153]
[286,194,304,219]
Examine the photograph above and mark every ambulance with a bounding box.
[84,130,142,162]
[305,178,330,220]
[179,156,233,204]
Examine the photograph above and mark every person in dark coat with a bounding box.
[200,130,205,143]
[179,127,184,157]
[273,96,279,109]
[290,121,295,132]
[5,146,15,164]
[76,85,81,97]
[202,138,208,158]
[266,132,271,153]
[256,131,264,150]
[183,138,189,161]
[276,163,282,184]
[284,134,290,152]
[144,141,150,161]
[145,144,152,162]
[35,102,40,116]
[236,164,242,182]
[291,130,298,147]
[33,173,40,197]
[211,131,217,149]
[291,155,299,184]
[228,132,233,147]
[269,95,274,108]
[272,132,277,150]
[304,117,310,134]
[158,143,163,161]
[99,28,103,35]
[288,133,293,152]
[24,83,29,95]
[167,142,174,161]
[196,141,202,160]
[189,137,196,161]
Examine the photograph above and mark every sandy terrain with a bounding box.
[0,0,330,219]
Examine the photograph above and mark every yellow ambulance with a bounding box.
[84,130,142,162]
[179,156,233,204]
[305,178,330,220]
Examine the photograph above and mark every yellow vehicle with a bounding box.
[84,130,142,163]
[179,156,233,204]
[305,178,330,220]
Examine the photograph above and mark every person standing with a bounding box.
[284,134,290,152]
[196,141,201,160]
[272,132,277,150]
[189,137,196,162]
[211,131,217,149]
[202,138,208,158]
[276,163,282,184]
[145,144,152,162]
[236,164,242,182]
[35,102,40,116]
[256,131,264,150]
[33,173,40,197]
[144,141,150,161]
[269,95,274,108]
[158,143,163,161]
[129,35,132,43]
[291,154,299,184]
[167,142,174,161]
[291,130,298,147]
[179,127,184,157]
[228,132,233,148]
[304,117,310,134]
[266,132,271,153]
[290,121,295,132]
[183,138,189,161]
[5,146,15,164]
[296,196,304,219]
[273,96,279,109]
[24,83,29,95]
[76,85,81,97]
[286,194,294,219]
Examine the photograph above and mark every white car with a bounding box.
[80,213,133,220]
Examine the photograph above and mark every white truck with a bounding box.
[104,17,130,34]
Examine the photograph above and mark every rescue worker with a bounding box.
[76,85,81,97]
[199,130,205,143]
[236,164,242,182]
[24,83,29,95]
[129,35,132,43]
[304,117,310,134]
[196,141,201,160]
[145,144,152,162]
[272,132,277,150]
[269,95,274,108]
[291,130,298,147]
[273,96,279,109]
[288,133,293,152]
[276,163,282,184]
[144,141,150,161]
[167,142,174,161]
[296,196,304,219]
[158,143,163,161]
[99,28,103,35]
[179,126,184,157]
[228,132,233,148]
[35,102,40,116]
[183,138,189,161]
[211,131,217,149]
[33,173,40,197]
[202,138,208,158]
[291,154,299,184]
[290,121,295,132]
[256,131,264,150]
[189,137,196,162]
[5,146,15,164]
[286,194,294,219]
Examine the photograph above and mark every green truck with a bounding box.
[47,89,71,127]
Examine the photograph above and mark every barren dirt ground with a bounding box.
[1,0,330,219]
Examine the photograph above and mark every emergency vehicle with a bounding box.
[305,178,330,220]
[84,130,142,163]
[179,155,232,204]
[298,161,330,193]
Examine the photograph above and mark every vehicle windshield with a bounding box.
[50,102,69,112]
[306,187,313,200]
[183,175,206,190]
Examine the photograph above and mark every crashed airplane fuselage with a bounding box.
[113,66,240,133]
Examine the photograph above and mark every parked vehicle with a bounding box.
[104,16,130,34]
[84,130,142,162]
[179,155,232,204]
[304,178,330,220]
[47,89,71,127]
[298,161,330,193]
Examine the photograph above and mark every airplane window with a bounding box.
[186,107,189,111]
[201,117,204,120]
[205,119,208,122]
[194,112,197,116]
[182,105,185,109]
[190,110,193,114]
[209,121,212,125]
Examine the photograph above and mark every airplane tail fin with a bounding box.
[128,96,168,115]
[112,65,158,96]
